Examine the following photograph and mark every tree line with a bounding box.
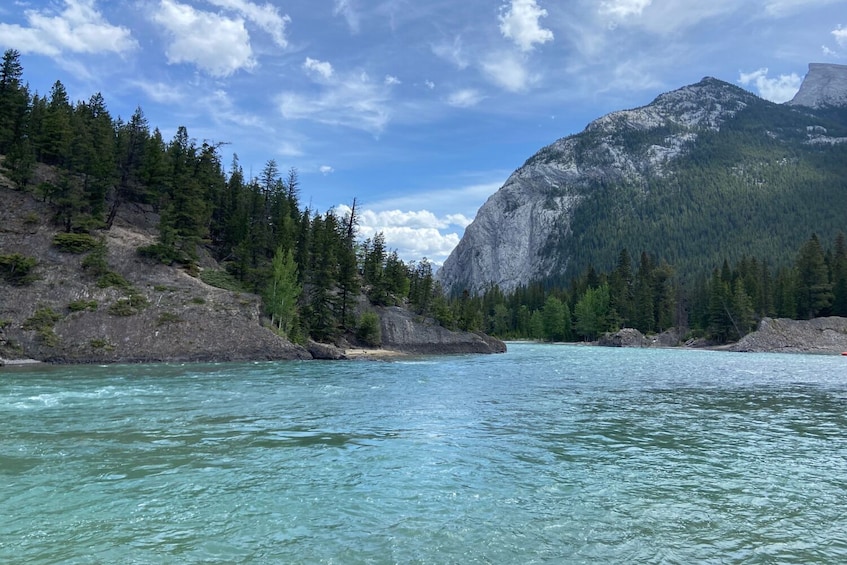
[0,49,454,344]
[447,232,847,344]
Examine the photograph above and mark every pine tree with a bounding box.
[795,234,833,319]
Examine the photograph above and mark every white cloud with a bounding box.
[425,80,436,90]
[206,0,290,47]
[385,75,401,86]
[481,52,535,92]
[303,57,334,80]
[834,27,847,47]
[320,165,335,175]
[152,0,255,77]
[277,140,304,157]
[432,36,470,69]
[498,0,554,52]
[131,80,185,104]
[0,0,136,57]
[447,89,484,108]
[279,67,392,133]
[738,67,802,103]
[335,206,468,264]
[599,0,652,18]
[334,0,360,33]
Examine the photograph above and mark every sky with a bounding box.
[1,0,846,266]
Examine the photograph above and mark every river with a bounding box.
[2,343,846,563]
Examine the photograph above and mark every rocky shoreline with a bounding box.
[0,184,505,366]
[597,317,847,355]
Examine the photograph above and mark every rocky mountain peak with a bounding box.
[787,63,847,108]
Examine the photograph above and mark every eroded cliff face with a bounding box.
[438,67,847,296]
[788,63,847,109]
[438,78,758,294]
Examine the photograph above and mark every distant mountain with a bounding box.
[439,64,847,294]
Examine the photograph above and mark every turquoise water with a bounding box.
[2,344,847,564]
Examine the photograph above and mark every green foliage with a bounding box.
[156,312,183,326]
[190,297,206,305]
[0,253,37,285]
[137,242,186,265]
[356,311,382,347]
[52,232,100,253]
[574,284,611,341]
[97,271,132,290]
[264,246,301,338]
[68,299,97,312]
[108,294,148,316]
[23,306,62,346]
[199,269,246,292]
[89,338,115,350]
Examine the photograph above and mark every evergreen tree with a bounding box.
[795,234,833,319]
[574,283,610,341]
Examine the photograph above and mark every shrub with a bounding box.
[68,299,98,312]
[23,306,63,346]
[108,294,148,316]
[81,244,110,277]
[356,312,382,347]
[89,338,115,351]
[52,233,100,254]
[138,243,182,265]
[97,271,132,290]
[199,269,246,292]
[0,253,38,286]
[190,297,206,305]
[156,312,183,326]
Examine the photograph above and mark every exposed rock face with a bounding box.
[730,317,847,354]
[597,328,648,348]
[0,187,311,363]
[438,78,758,295]
[788,63,847,109]
[378,306,506,355]
[438,66,847,296]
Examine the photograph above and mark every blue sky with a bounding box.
[1,0,845,265]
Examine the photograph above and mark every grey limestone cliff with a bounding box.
[788,63,847,109]
[438,78,757,294]
[438,65,847,296]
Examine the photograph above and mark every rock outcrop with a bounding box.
[788,63,847,109]
[438,78,760,294]
[1,182,504,364]
[378,306,506,355]
[438,66,847,296]
[730,317,847,354]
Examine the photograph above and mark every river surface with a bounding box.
[2,343,847,564]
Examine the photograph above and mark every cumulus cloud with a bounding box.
[447,89,484,108]
[498,0,554,52]
[599,0,652,18]
[303,57,334,80]
[481,52,535,92]
[738,67,802,103]
[320,165,335,175]
[834,27,847,47]
[152,0,255,77]
[425,80,436,90]
[279,65,392,133]
[207,0,290,47]
[335,206,469,264]
[384,75,401,86]
[0,0,136,57]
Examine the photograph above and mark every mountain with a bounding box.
[438,64,847,295]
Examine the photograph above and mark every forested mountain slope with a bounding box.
[439,64,847,295]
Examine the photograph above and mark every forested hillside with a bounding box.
[554,98,847,279]
[0,49,454,349]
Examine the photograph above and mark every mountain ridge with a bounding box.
[439,67,847,295]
